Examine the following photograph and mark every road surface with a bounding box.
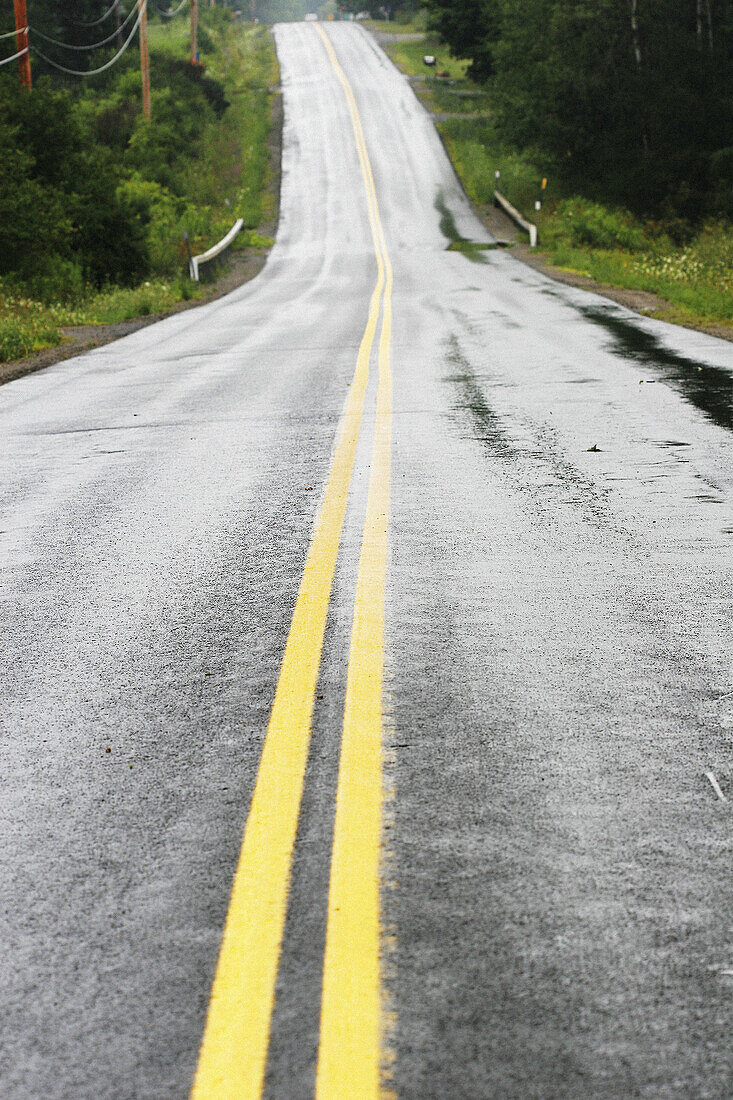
[1,22,732,1100]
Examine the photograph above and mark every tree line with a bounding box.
[425,0,733,219]
[0,3,251,299]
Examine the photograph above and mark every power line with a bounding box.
[156,0,189,19]
[71,0,125,28]
[0,44,29,68]
[30,3,140,52]
[30,0,146,77]
[0,25,26,41]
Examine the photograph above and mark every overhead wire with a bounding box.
[0,44,29,68]
[0,26,26,41]
[71,0,125,28]
[31,3,140,52]
[30,0,146,77]
[156,0,188,18]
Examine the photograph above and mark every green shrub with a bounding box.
[117,175,182,273]
[0,15,277,362]
[9,257,85,305]
[551,199,649,252]
[0,82,149,287]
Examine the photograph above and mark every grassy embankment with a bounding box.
[0,15,278,364]
[381,28,733,332]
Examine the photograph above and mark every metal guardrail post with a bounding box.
[189,218,244,281]
[494,190,537,247]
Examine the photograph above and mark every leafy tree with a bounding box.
[0,81,148,290]
[425,0,733,215]
[426,0,499,81]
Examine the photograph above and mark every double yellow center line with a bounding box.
[191,26,393,1100]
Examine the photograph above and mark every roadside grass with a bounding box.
[377,42,733,330]
[141,19,278,265]
[440,116,733,326]
[428,82,490,114]
[1,17,278,366]
[541,233,733,327]
[360,16,427,35]
[439,117,541,211]
[0,279,208,362]
[383,35,468,80]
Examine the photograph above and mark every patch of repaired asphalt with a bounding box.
[435,192,508,262]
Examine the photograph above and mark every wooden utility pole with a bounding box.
[140,0,151,119]
[191,0,198,64]
[13,0,31,90]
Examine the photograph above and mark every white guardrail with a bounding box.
[494,190,537,247]
[189,218,244,281]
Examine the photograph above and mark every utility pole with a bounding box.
[191,0,198,64]
[114,0,123,47]
[13,0,31,90]
[140,0,151,119]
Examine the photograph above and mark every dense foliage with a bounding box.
[425,0,733,218]
[0,4,273,301]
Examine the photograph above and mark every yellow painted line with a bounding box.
[315,26,394,1099]
[191,31,390,1100]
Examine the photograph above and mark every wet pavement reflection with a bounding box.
[581,306,733,432]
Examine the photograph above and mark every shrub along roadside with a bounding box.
[0,279,203,364]
[381,17,732,334]
[0,12,278,365]
[438,114,733,330]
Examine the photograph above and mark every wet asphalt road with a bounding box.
[2,22,733,1100]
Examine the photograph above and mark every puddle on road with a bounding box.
[580,306,733,433]
[435,193,507,263]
